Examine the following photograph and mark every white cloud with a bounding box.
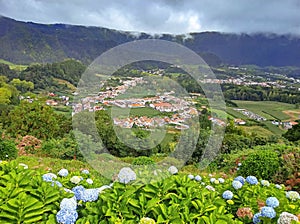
[0,0,300,34]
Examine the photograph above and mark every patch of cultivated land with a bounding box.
[232,100,298,121]
[283,110,300,121]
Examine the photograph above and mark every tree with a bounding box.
[5,101,71,139]
[283,124,300,141]
[0,76,19,105]
[10,78,34,93]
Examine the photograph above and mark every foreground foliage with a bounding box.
[0,161,73,223]
[1,159,299,224]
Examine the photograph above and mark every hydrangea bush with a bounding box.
[1,160,300,223]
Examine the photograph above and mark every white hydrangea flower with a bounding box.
[168,166,178,175]
[205,185,215,191]
[277,212,298,224]
[86,178,93,184]
[218,178,225,183]
[118,167,136,184]
[70,176,81,184]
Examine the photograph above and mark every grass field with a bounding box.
[211,108,233,120]
[264,121,285,135]
[232,100,298,121]
[0,58,28,71]
[226,108,250,120]
[239,125,275,137]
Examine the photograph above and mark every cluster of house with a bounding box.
[46,93,70,106]
[72,77,203,130]
[113,112,192,130]
[201,78,285,88]
[233,108,267,121]
[271,120,298,129]
[208,116,226,126]
[72,77,145,113]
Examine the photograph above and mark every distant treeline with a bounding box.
[1,59,299,104]
[222,84,300,104]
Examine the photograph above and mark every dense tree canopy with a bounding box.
[5,101,71,139]
[0,76,19,105]
[283,124,300,142]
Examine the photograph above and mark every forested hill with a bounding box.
[1,16,300,67]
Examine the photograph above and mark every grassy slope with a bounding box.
[239,125,274,137]
[0,58,28,71]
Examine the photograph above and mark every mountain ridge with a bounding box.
[1,16,300,67]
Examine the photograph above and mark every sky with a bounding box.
[0,0,300,35]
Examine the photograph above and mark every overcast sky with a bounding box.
[0,0,300,35]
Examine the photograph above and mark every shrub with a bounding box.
[237,150,280,180]
[132,156,155,165]
[0,138,17,160]
[17,135,41,155]
[41,134,84,161]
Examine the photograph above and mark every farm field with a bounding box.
[232,100,299,121]
[226,107,250,120]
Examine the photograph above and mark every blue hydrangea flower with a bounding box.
[234,176,245,185]
[210,178,216,183]
[232,180,243,190]
[51,181,63,188]
[188,174,194,180]
[58,169,69,177]
[266,197,279,208]
[286,191,300,201]
[42,173,54,182]
[56,209,78,224]
[195,175,202,182]
[81,169,89,175]
[218,178,225,183]
[222,190,233,200]
[261,180,270,187]
[246,176,258,185]
[118,167,137,184]
[81,189,99,202]
[253,213,262,224]
[72,185,85,200]
[261,206,276,218]
[60,197,77,211]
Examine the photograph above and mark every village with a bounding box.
[18,65,298,131]
[72,77,200,130]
